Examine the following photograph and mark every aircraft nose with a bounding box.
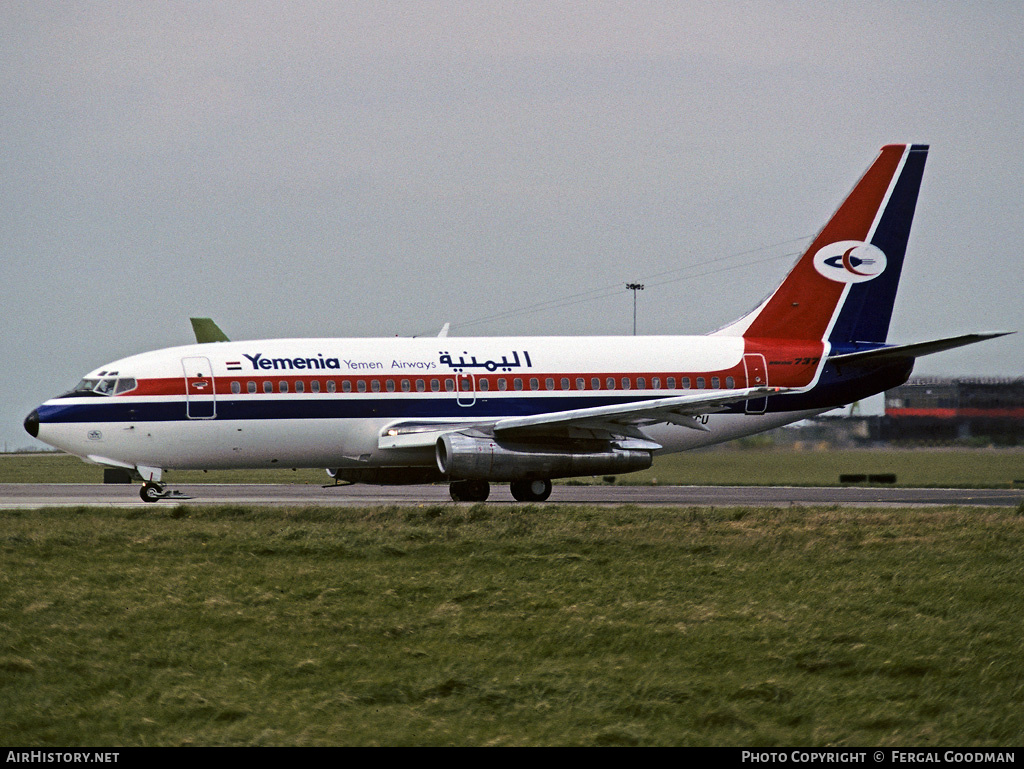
[24,410,40,438]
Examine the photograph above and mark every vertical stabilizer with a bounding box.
[714,144,928,344]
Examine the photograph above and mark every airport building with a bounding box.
[883,377,1024,443]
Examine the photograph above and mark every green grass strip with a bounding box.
[2,503,1023,746]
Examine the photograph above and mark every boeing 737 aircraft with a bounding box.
[24,145,1009,502]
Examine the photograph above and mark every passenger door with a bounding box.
[182,356,217,419]
[743,353,768,414]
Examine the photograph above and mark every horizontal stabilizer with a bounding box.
[827,332,1013,366]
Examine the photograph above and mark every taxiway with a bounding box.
[1,483,1021,508]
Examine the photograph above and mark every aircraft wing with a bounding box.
[492,386,787,435]
[378,386,789,450]
[827,332,1013,366]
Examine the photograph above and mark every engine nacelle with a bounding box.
[436,433,653,481]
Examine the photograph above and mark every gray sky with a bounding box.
[3,1,1022,451]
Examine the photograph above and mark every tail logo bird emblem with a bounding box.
[813,240,887,283]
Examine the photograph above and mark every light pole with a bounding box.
[626,283,644,335]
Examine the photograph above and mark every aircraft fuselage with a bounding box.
[29,334,844,475]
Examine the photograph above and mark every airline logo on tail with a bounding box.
[812,240,888,283]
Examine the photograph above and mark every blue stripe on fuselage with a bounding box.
[36,394,667,424]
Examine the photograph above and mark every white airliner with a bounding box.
[25,145,1009,502]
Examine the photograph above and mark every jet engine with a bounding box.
[436,432,653,481]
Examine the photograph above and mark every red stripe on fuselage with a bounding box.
[111,348,824,401]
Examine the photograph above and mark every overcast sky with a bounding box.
[3,1,1022,450]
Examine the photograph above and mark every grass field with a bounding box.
[3,447,1023,488]
[2,503,1023,746]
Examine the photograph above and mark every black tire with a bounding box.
[140,483,164,503]
[449,479,490,502]
[510,478,552,502]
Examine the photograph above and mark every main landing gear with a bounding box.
[447,478,553,503]
[448,479,490,502]
[139,482,192,503]
[510,478,552,502]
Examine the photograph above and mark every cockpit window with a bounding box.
[94,378,117,395]
[60,376,136,398]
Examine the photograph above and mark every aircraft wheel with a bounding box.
[510,478,552,502]
[449,479,490,502]
[140,482,165,503]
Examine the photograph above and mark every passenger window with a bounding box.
[431,379,441,392]
[545,378,554,390]
[445,379,456,392]
[682,377,690,389]
[591,377,600,390]
[264,381,273,394]
[247,381,257,394]
[530,378,539,391]
[666,377,676,389]
[606,377,615,390]
[498,378,507,391]
[401,379,411,392]
[385,379,395,392]
[328,380,337,393]
[576,378,586,390]
[279,381,288,393]
[711,376,720,389]
[652,377,660,389]
[371,380,380,392]
[514,378,523,391]
[696,377,705,389]
[726,376,735,388]
[416,379,426,392]
[311,380,320,393]
[479,378,489,391]
[621,377,631,390]
[341,381,350,393]
[231,381,241,394]
[637,377,646,390]
[295,381,305,393]
[357,380,366,393]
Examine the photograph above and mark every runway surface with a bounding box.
[2,483,1022,508]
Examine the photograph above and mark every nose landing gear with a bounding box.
[139,482,192,503]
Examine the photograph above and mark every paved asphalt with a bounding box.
[1,483,1022,508]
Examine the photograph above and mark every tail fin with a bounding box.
[715,144,928,344]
